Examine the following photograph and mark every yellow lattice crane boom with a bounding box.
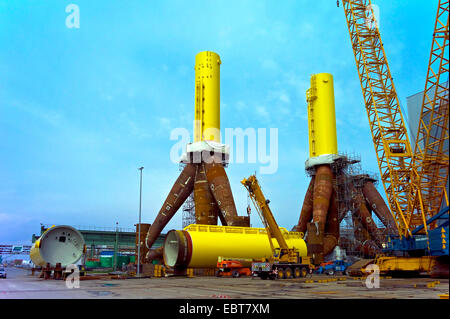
[241,175,313,279]
[342,0,449,240]
[342,0,414,238]
[411,0,449,232]
[241,175,291,256]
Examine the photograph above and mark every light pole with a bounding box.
[137,167,144,277]
[114,222,119,271]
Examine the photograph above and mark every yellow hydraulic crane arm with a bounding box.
[241,175,290,251]
[411,0,449,230]
[342,0,413,238]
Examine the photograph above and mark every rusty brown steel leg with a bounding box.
[307,165,334,259]
[194,164,219,225]
[145,163,196,260]
[351,210,380,257]
[204,160,248,226]
[323,235,338,256]
[230,216,250,227]
[360,240,381,258]
[326,189,340,238]
[135,223,151,266]
[306,221,325,265]
[366,205,390,239]
[352,212,370,243]
[147,246,163,260]
[295,177,315,234]
[312,165,334,225]
[354,191,383,246]
[217,207,228,226]
[324,189,339,255]
[362,181,398,236]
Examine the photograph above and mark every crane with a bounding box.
[242,175,294,261]
[341,0,449,243]
[241,175,312,279]
[410,0,449,234]
[341,0,415,238]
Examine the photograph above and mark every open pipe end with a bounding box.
[162,230,192,270]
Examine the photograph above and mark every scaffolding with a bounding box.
[306,152,384,258]
[182,192,196,228]
[180,163,196,228]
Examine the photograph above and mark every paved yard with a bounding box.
[0,267,448,299]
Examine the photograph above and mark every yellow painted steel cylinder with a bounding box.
[194,51,221,143]
[29,242,46,267]
[163,224,307,269]
[29,225,85,267]
[306,73,338,158]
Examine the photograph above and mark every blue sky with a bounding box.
[0,0,437,245]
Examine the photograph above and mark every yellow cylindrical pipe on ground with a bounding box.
[306,73,338,158]
[194,51,221,143]
[163,224,307,269]
[30,225,85,267]
[29,243,46,267]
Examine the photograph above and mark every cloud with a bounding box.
[279,93,290,104]
[158,117,171,126]
[256,105,270,121]
[11,100,64,128]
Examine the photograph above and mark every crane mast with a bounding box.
[342,0,414,237]
[241,175,290,254]
[411,0,449,232]
[242,175,313,279]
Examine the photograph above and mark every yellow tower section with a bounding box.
[194,51,221,143]
[163,225,307,269]
[306,73,338,158]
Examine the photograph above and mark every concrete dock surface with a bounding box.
[0,267,448,299]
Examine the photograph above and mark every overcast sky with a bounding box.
[0,0,437,245]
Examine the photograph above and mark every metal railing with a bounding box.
[42,224,135,233]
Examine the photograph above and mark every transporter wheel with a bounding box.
[301,267,308,278]
[285,267,293,279]
[294,267,301,278]
[327,269,335,276]
[276,268,285,279]
[232,270,240,278]
[216,270,223,277]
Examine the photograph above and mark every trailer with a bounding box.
[252,257,313,280]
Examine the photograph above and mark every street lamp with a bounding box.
[137,166,144,277]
